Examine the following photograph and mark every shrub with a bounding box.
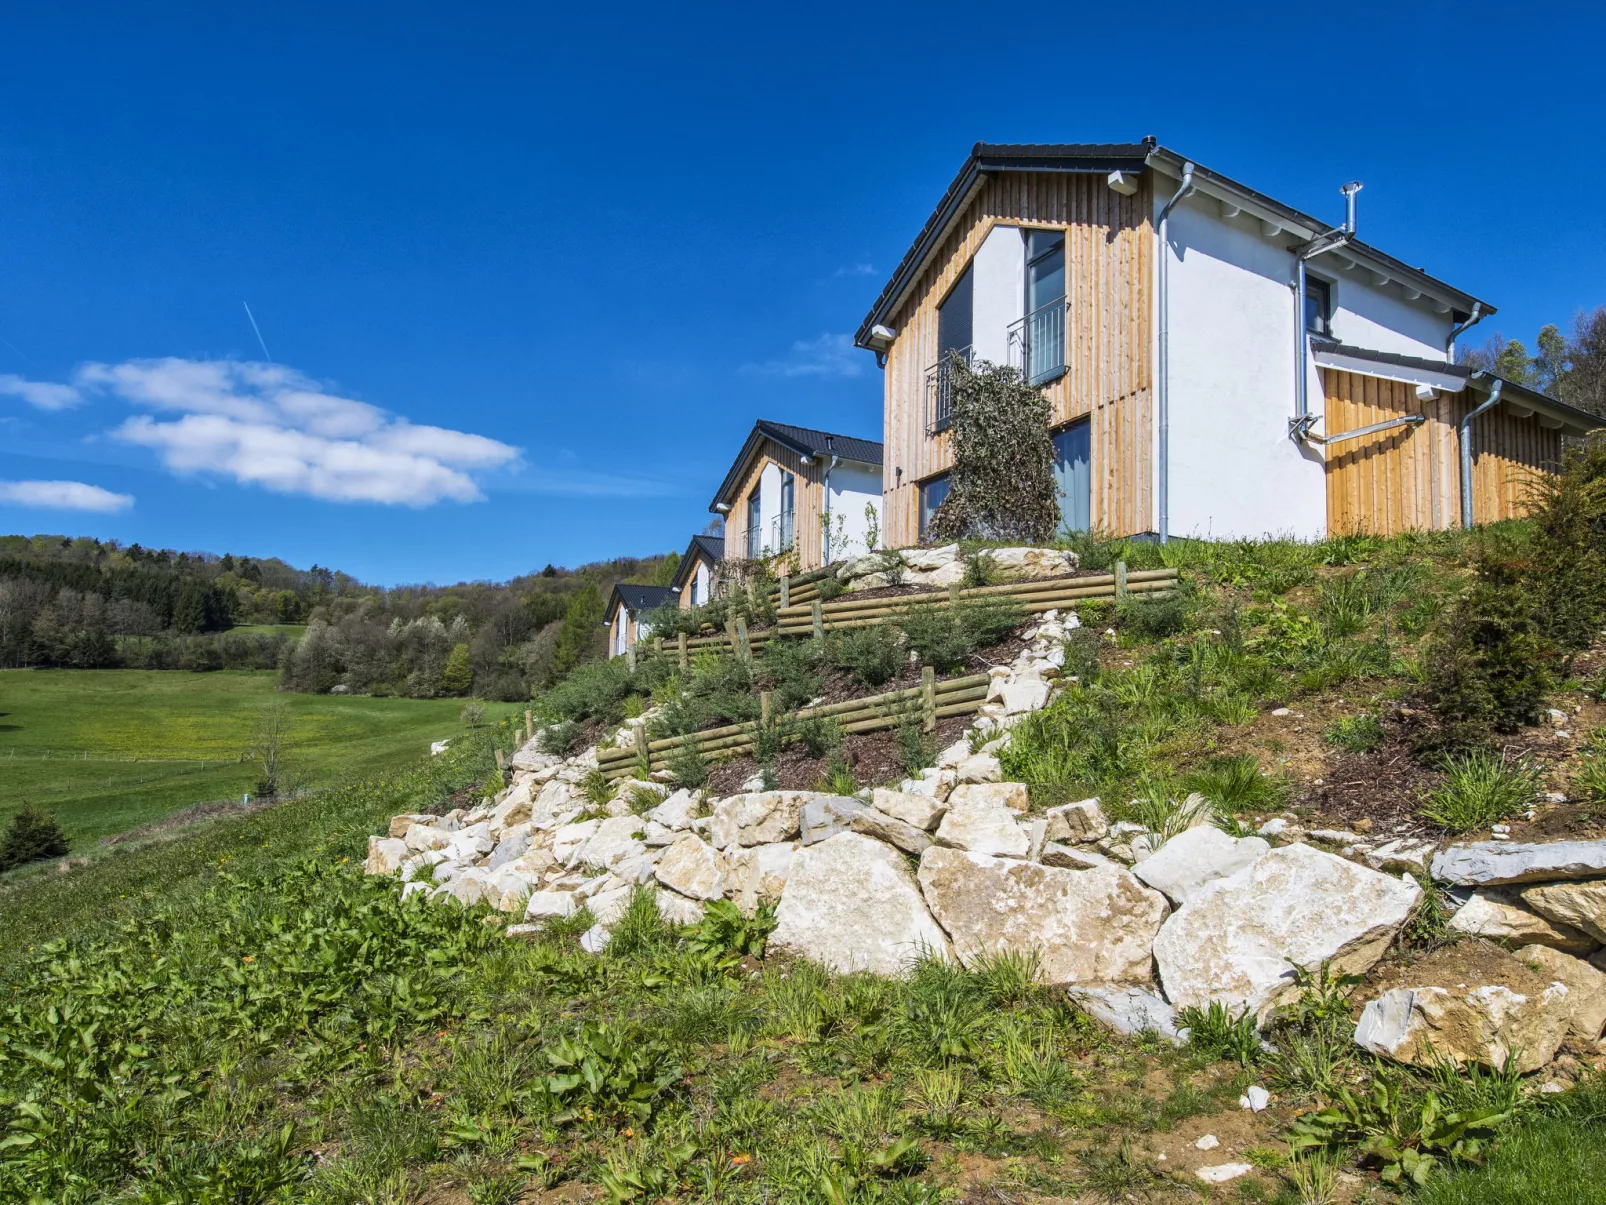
[829,624,903,687]
[1183,754,1285,814]
[928,358,1059,543]
[894,719,935,775]
[1420,751,1540,832]
[1177,1000,1264,1067]
[0,803,70,871]
[961,549,998,588]
[895,605,970,673]
[757,637,823,712]
[1060,627,1104,683]
[815,575,847,602]
[1117,593,1194,641]
[458,702,486,728]
[796,715,844,757]
[666,739,708,790]
[955,596,1025,648]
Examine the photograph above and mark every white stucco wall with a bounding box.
[824,461,884,561]
[971,224,1024,367]
[757,462,782,556]
[1153,173,1463,542]
[693,562,710,604]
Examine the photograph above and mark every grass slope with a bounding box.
[0,669,471,843]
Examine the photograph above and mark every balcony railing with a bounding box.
[924,345,973,435]
[769,509,795,553]
[1007,296,1067,386]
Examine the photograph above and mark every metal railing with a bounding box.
[1007,296,1067,386]
[924,345,973,435]
[769,509,795,553]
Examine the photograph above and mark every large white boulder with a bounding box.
[1447,889,1598,954]
[646,788,700,831]
[935,799,1030,858]
[709,791,808,849]
[1134,826,1270,907]
[799,795,867,845]
[1354,947,1573,1073]
[770,833,952,975]
[986,547,1078,580]
[524,890,580,920]
[953,754,1002,784]
[1431,840,1606,887]
[403,824,452,853]
[365,836,408,875]
[1067,986,1184,1045]
[1043,798,1107,844]
[551,819,600,867]
[579,816,648,871]
[654,889,706,926]
[870,788,946,832]
[1520,879,1606,945]
[1515,944,1606,1042]
[727,842,798,916]
[850,807,935,855]
[947,782,1029,810]
[445,822,495,862]
[654,834,730,901]
[1153,843,1421,1019]
[919,847,1167,986]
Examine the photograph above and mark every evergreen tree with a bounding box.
[552,581,603,677]
[441,642,474,695]
[0,803,70,871]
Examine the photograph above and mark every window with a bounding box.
[778,471,795,550]
[689,574,699,606]
[937,266,974,359]
[1026,229,1065,312]
[1022,229,1067,384]
[1305,277,1331,335]
[745,493,761,557]
[1053,420,1091,535]
[918,474,951,539]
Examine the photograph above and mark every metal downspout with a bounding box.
[1459,377,1503,529]
[1156,161,1195,544]
[1447,301,1485,365]
[822,453,838,563]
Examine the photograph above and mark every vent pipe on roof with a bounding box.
[1459,376,1503,529]
[1156,161,1196,545]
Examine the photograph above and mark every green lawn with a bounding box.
[0,669,474,844]
[227,623,308,638]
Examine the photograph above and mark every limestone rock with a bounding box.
[947,782,1029,810]
[484,825,533,870]
[918,847,1167,986]
[953,754,1002,784]
[1133,826,1270,907]
[1197,1164,1253,1185]
[579,816,648,871]
[1153,843,1421,1019]
[551,820,600,867]
[641,820,676,846]
[654,889,705,926]
[532,779,578,825]
[366,836,408,875]
[1447,889,1598,954]
[588,885,634,926]
[403,824,452,853]
[770,833,952,975]
[1521,879,1606,945]
[999,677,1051,715]
[1067,986,1184,1045]
[435,870,496,908]
[1354,947,1573,1073]
[579,923,611,954]
[1431,840,1606,887]
[727,842,797,916]
[871,788,946,832]
[510,847,556,879]
[1044,798,1107,844]
[1040,843,1115,870]
[935,799,1030,858]
[654,834,730,901]
[1515,944,1606,1042]
[850,807,934,855]
[646,788,700,831]
[710,791,808,849]
[1363,838,1437,875]
[986,546,1077,580]
[445,823,495,862]
[388,813,435,840]
[800,795,867,845]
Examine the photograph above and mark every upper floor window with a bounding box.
[1026,229,1065,313]
[1019,229,1067,385]
[746,493,761,557]
[777,471,795,551]
[1305,277,1332,336]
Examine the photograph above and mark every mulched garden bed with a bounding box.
[704,713,974,796]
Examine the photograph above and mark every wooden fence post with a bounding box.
[725,616,739,655]
[678,631,688,672]
[524,710,534,741]
[921,666,936,732]
[779,570,790,610]
[948,582,960,606]
[812,598,824,639]
[735,616,752,663]
[655,636,663,659]
[632,720,649,764]
[1114,560,1129,602]
[494,747,505,770]
[760,690,772,727]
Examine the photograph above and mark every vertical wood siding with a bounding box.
[1322,369,1560,534]
[880,172,1155,546]
[726,438,828,570]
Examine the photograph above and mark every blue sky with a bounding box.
[1,1,1601,585]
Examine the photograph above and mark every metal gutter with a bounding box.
[1460,377,1504,529]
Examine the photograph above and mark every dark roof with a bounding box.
[856,140,1493,347]
[710,421,883,511]
[604,583,677,623]
[669,534,725,591]
[1310,337,1604,435]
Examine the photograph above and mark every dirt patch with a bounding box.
[704,715,973,795]
[1364,938,1552,999]
[98,794,286,845]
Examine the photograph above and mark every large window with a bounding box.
[745,493,761,557]
[1022,229,1067,384]
[1305,276,1332,335]
[778,471,795,551]
[1053,420,1091,536]
[918,474,951,539]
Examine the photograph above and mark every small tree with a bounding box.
[0,803,70,870]
[441,642,474,695]
[552,582,604,678]
[249,701,297,797]
[929,357,1059,543]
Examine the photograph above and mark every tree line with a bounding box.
[1461,305,1606,416]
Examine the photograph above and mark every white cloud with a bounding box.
[742,332,864,380]
[832,262,878,278]
[0,373,82,411]
[72,357,520,507]
[0,479,133,512]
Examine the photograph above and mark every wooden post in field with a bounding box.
[812,599,824,639]
[724,616,738,655]
[760,690,772,727]
[494,747,505,770]
[921,666,936,732]
[779,570,790,610]
[632,720,649,764]
[1114,560,1129,602]
[524,710,533,741]
[678,631,688,671]
[735,616,752,663]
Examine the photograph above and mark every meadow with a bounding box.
[0,668,472,844]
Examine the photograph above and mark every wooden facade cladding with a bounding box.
[880,171,1156,546]
[1322,369,1560,536]
[727,437,827,569]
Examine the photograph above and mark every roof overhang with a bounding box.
[1311,343,1468,393]
[669,536,720,591]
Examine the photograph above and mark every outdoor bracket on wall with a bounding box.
[1301,413,1427,447]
